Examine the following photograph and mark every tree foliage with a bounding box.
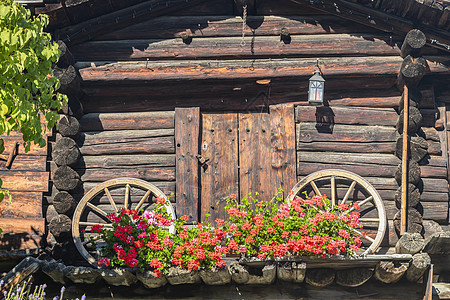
[0,0,67,203]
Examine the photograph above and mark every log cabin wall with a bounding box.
[66,0,450,248]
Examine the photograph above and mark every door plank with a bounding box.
[175,107,200,223]
[270,104,297,198]
[200,113,239,223]
[239,113,272,202]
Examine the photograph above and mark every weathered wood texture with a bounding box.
[175,107,200,222]
[270,104,297,198]
[200,113,239,223]
[71,34,400,61]
[79,112,174,131]
[94,15,382,40]
[239,113,272,202]
[0,218,45,250]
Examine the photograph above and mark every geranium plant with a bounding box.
[219,191,363,259]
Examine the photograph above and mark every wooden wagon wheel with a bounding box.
[286,169,386,255]
[72,178,176,267]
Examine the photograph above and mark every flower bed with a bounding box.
[91,191,365,277]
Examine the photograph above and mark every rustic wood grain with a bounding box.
[94,15,381,40]
[77,129,174,146]
[76,167,175,182]
[71,34,400,61]
[298,141,396,153]
[239,113,272,202]
[73,154,176,169]
[0,171,49,192]
[298,152,400,166]
[0,192,42,219]
[200,113,239,223]
[175,107,200,223]
[79,111,175,131]
[82,181,176,200]
[296,106,398,126]
[270,104,297,198]
[297,123,397,143]
[0,155,46,171]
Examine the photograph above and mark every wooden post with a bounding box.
[401,85,409,235]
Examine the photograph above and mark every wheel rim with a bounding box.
[286,169,386,255]
[72,178,176,267]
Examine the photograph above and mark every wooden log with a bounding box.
[297,123,397,143]
[399,86,422,108]
[71,34,401,61]
[406,253,431,282]
[298,141,395,153]
[61,95,84,120]
[73,154,175,169]
[335,268,373,287]
[48,214,72,241]
[56,40,74,68]
[395,135,428,162]
[52,65,81,96]
[0,192,42,219]
[396,107,423,134]
[58,115,80,139]
[395,184,420,209]
[175,107,200,223]
[427,140,441,155]
[324,95,400,108]
[401,29,427,58]
[297,161,397,178]
[94,15,381,40]
[397,55,428,87]
[53,166,81,192]
[44,205,58,223]
[77,167,175,182]
[52,137,80,167]
[420,165,448,179]
[79,111,174,131]
[420,127,440,142]
[298,151,400,166]
[395,160,421,185]
[305,269,335,287]
[1,137,47,156]
[394,208,423,234]
[277,262,306,283]
[77,129,174,146]
[0,218,45,250]
[0,171,49,192]
[295,106,398,126]
[34,4,70,29]
[78,137,175,156]
[53,191,77,215]
[374,261,408,283]
[395,232,425,254]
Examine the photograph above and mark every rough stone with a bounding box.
[64,266,101,284]
[166,267,201,285]
[229,263,249,284]
[200,267,231,285]
[136,270,168,288]
[277,262,306,283]
[101,268,137,286]
[41,261,68,284]
[423,231,450,255]
[246,263,277,285]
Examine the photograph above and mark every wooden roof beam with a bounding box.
[55,0,208,46]
[289,0,450,53]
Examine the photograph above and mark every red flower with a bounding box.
[134,240,144,248]
[180,215,189,222]
[91,224,104,233]
[154,270,162,278]
[149,258,163,269]
[245,236,254,243]
[187,259,200,270]
[230,194,237,199]
[242,222,251,231]
[156,197,166,205]
[98,257,110,266]
[215,218,225,226]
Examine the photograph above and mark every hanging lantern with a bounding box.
[308,64,325,105]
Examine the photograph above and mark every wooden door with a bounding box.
[176,104,296,223]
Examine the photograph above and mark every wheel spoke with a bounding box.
[353,228,375,243]
[86,202,108,217]
[310,180,322,196]
[79,221,113,228]
[124,184,130,209]
[330,176,336,206]
[104,187,118,213]
[359,218,380,222]
[136,189,152,211]
[348,195,373,213]
[341,181,357,204]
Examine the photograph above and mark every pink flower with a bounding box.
[98,257,110,266]
[143,210,157,225]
